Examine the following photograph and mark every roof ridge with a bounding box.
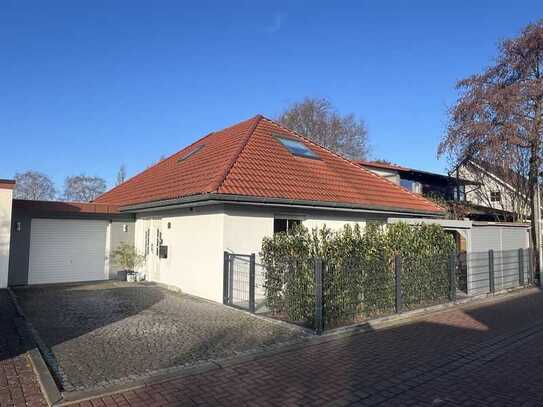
[212,114,263,193]
[261,116,444,213]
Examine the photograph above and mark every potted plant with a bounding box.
[111,242,146,282]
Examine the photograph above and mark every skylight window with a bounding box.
[177,144,205,162]
[275,136,319,159]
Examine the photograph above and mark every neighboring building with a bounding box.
[357,160,524,222]
[453,159,529,222]
[0,179,15,288]
[356,160,473,202]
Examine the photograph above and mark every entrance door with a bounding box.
[142,217,162,282]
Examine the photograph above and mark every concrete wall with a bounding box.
[0,186,14,288]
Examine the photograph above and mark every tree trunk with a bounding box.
[529,96,542,281]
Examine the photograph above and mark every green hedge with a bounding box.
[260,222,455,329]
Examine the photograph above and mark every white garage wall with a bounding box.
[0,186,14,288]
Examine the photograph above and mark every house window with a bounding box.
[490,191,501,202]
[400,179,422,194]
[274,218,302,234]
[274,136,319,159]
[177,144,205,162]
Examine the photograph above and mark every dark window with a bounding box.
[400,179,421,193]
[490,191,501,202]
[275,136,319,159]
[177,144,205,162]
[274,218,301,234]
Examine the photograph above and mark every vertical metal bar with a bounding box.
[223,252,229,305]
[518,248,524,287]
[395,255,402,313]
[489,250,495,294]
[249,253,256,313]
[528,248,534,285]
[314,258,324,335]
[449,253,457,301]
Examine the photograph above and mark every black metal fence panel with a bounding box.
[224,248,533,334]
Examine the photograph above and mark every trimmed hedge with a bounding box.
[260,222,455,328]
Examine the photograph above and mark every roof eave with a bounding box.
[119,193,445,217]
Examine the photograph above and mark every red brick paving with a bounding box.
[5,288,543,406]
[69,288,543,406]
[0,291,46,407]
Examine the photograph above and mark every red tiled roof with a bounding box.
[94,116,443,214]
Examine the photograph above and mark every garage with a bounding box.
[28,218,109,285]
[8,199,135,286]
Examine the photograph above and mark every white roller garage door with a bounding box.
[29,218,108,285]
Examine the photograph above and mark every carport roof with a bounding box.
[13,199,121,214]
[93,115,444,215]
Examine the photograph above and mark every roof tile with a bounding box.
[94,115,442,214]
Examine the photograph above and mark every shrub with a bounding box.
[111,242,146,272]
[260,222,455,328]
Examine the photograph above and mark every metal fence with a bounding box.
[223,249,534,334]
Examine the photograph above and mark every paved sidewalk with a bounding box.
[71,288,543,407]
[0,291,46,407]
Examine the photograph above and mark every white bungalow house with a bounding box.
[2,116,532,301]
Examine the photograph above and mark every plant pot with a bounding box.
[127,272,137,282]
[117,270,127,281]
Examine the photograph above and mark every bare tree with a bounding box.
[13,170,56,201]
[438,20,543,272]
[278,97,369,160]
[116,165,127,186]
[63,175,107,202]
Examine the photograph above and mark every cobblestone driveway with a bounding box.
[13,282,304,392]
[74,287,543,407]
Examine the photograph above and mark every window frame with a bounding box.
[177,144,205,162]
[490,191,502,202]
[273,217,303,234]
[273,134,320,160]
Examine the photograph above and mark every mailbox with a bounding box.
[159,245,168,259]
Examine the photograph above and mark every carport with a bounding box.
[8,199,135,286]
[388,217,531,295]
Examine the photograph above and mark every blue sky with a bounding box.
[1,1,541,190]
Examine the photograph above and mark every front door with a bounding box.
[144,218,162,282]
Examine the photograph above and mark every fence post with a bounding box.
[395,255,403,313]
[314,258,324,335]
[528,248,534,285]
[448,253,457,301]
[249,253,256,313]
[518,248,525,287]
[489,250,495,294]
[223,252,229,305]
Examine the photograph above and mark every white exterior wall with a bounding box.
[223,205,376,259]
[135,206,225,303]
[0,187,13,288]
[135,204,391,303]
